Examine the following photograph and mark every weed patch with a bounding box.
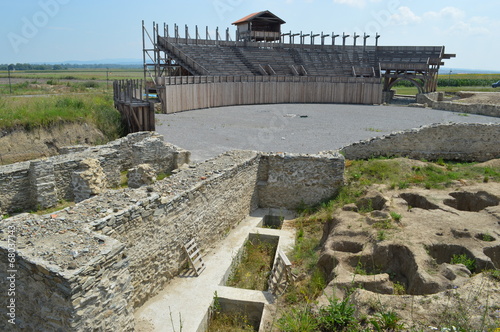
[227,238,277,291]
[450,254,476,273]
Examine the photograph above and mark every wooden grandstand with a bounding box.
[141,11,455,113]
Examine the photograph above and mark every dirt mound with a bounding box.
[317,182,500,330]
[456,91,500,105]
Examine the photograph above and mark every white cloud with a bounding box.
[424,7,466,21]
[447,21,490,36]
[332,0,380,9]
[389,6,421,25]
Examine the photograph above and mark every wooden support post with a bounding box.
[342,32,350,46]
[332,32,339,46]
[353,32,360,46]
[321,32,330,45]
[300,31,310,44]
[363,33,370,46]
[311,32,319,45]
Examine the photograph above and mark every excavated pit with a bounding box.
[475,233,496,242]
[426,243,493,272]
[206,298,264,332]
[223,233,279,291]
[399,193,439,210]
[443,191,500,212]
[260,214,284,229]
[346,244,441,295]
[484,245,500,269]
[331,240,364,253]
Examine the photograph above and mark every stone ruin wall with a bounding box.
[0,236,133,331]
[1,122,499,331]
[340,123,500,162]
[0,132,190,215]
[0,145,344,331]
[417,92,500,118]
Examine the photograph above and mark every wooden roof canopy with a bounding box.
[232,10,286,41]
[232,10,286,25]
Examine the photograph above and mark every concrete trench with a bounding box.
[134,208,296,332]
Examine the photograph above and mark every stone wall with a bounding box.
[0,132,190,214]
[340,123,500,162]
[92,151,261,307]
[0,228,134,331]
[417,92,500,117]
[258,152,345,209]
[0,147,345,330]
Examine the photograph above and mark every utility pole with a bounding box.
[106,67,109,91]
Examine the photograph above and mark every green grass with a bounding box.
[0,68,143,82]
[393,73,500,95]
[207,312,254,332]
[208,293,255,332]
[346,158,500,191]
[33,200,75,215]
[450,254,476,273]
[226,238,277,291]
[0,93,123,140]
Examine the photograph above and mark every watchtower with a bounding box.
[232,10,285,42]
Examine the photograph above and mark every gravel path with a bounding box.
[156,103,500,162]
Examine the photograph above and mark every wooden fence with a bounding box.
[157,75,382,113]
[113,80,155,133]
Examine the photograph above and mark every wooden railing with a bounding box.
[113,80,155,133]
[157,37,210,75]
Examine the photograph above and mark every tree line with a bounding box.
[0,63,141,71]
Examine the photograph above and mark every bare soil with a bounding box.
[0,123,105,165]
[318,179,500,330]
[455,91,500,105]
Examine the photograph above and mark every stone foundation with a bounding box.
[417,92,500,117]
[0,147,343,331]
[340,123,500,162]
[0,132,190,213]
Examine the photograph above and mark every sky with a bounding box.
[1,0,499,71]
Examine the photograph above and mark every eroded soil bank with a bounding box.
[0,122,106,165]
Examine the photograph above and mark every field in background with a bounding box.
[394,73,500,95]
[0,68,143,81]
[0,69,499,134]
[0,68,143,95]
[1,69,500,96]
[0,68,133,139]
